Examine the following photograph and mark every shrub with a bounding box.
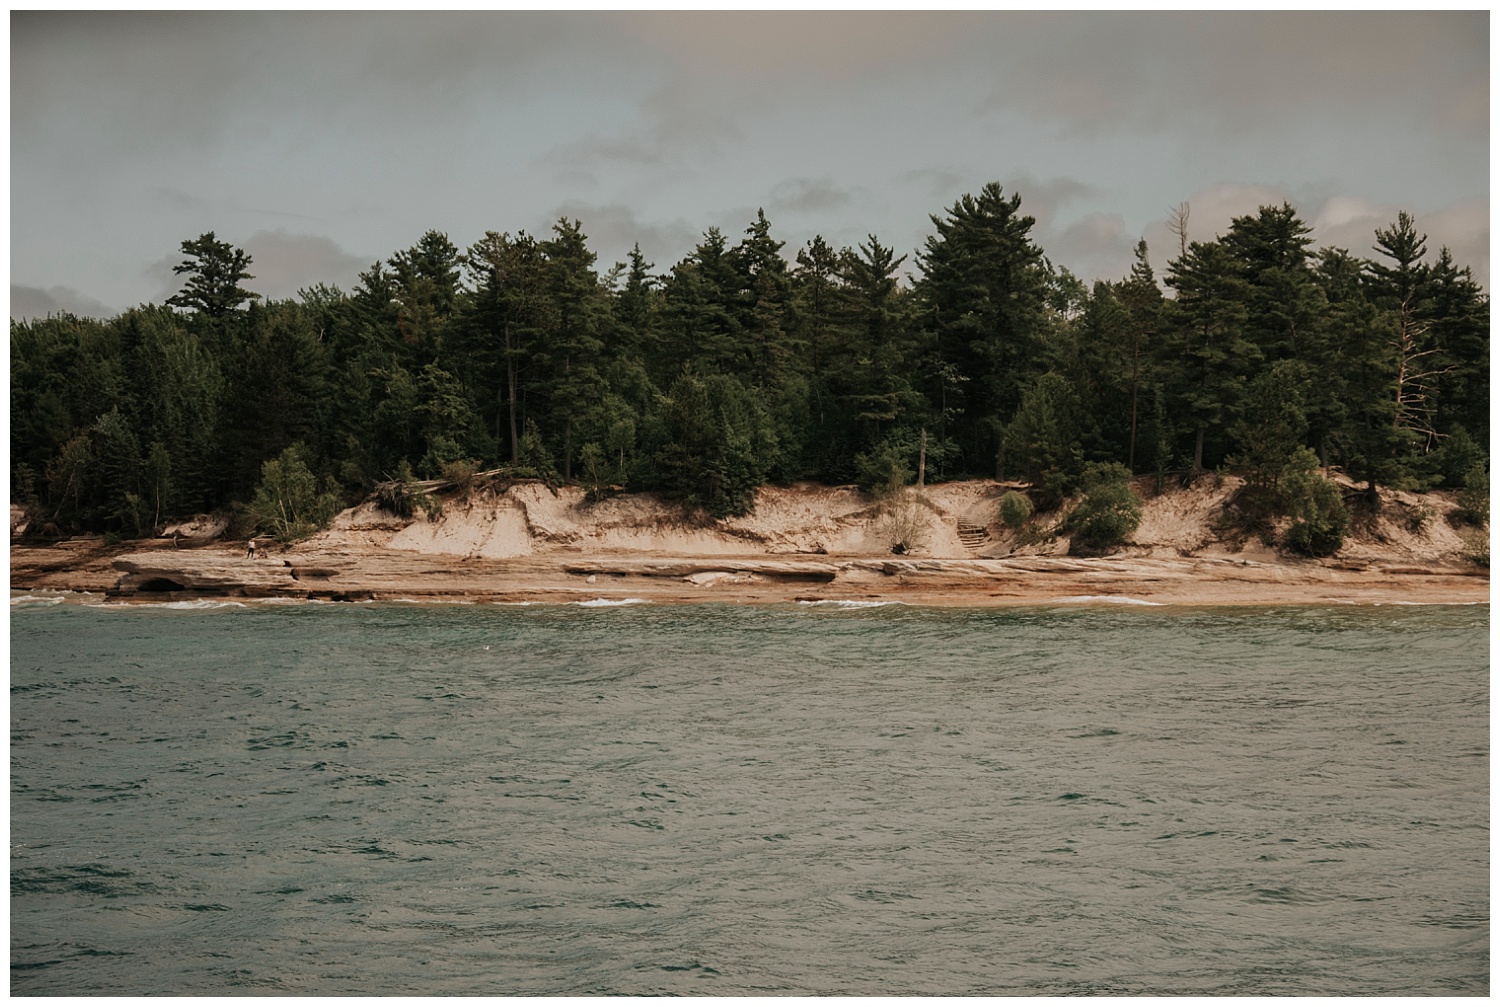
[1066,462,1141,554]
[998,490,1034,529]
[1406,502,1435,533]
[881,488,929,555]
[251,443,344,543]
[1435,428,1484,490]
[1455,462,1489,526]
[1281,447,1348,557]
[855,438,914,498]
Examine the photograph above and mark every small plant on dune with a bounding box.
[1406,502,1435,533]
[998,490,1034,530]
[1281,448,1348,557]
[1064,462,1142,555]
[881,487,930,555]
[1455,462,1489,527]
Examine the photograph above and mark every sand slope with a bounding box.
[10,477,1488,606]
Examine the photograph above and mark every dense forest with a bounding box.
[10,183,1490,541]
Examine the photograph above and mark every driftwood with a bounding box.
[369,468,564,518]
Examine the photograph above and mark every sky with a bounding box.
[9,11,1491,321]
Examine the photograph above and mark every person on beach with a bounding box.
[247,539,257,560]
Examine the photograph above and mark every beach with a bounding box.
[10,478,1488,608]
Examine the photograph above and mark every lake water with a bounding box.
[10,596,1489,995]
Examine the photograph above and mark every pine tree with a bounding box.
[166,232,259,318]
[916,182,1050,476]
[1163,238,1256,473]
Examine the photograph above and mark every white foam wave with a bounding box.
[1053,595,1165,607]
[10,594,64,607]
[574,598,651,607]
[797,599,904,609]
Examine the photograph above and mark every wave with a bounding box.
[1052,595,1166,607]
[10,594,65,607]
[797,599,904,609]
[574,598,651,607]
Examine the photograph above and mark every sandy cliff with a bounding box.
[10,477,1489,606]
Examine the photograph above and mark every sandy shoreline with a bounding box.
[10,542,1488,609]
[10,478,1488,609]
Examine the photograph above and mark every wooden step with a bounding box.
[957,523,990,552]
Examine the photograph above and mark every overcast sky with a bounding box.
[10,11,1490,320]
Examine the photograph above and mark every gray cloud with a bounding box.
[768,178,854,216]
[11,13,1487,309]
[901,169,966,202]
[242,231,373,301]
[140,231,372,306]
[10,284,118,321]
[545,79,745,171]
[1002,175,1098,228]
[972,12,1486,138]
[1046,213,1133,282]
[548,202,702,275]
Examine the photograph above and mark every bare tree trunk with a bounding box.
[1168,202,1190,258]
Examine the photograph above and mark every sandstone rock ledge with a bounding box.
[87,548,1488,608]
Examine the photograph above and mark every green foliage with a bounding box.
[917,182,1051,473]
[1065,462,1142,554]
[854,436,915,497]
[250,443,342,543]
[7,203,1488,546]
[1281,448,1349,556]
[166,232,259,317]
[1229,360,1309,487]
[439,458,483,498]
[1433,429,1484,490]
[998,490,1034,529]
[1007,373,1083,509]
[656,373,777,518]
[1455,462,1489,526]
[375,459,431,518]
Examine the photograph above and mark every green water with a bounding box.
[10,598,1489,994]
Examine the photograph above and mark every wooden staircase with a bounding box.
[957,523,991,554]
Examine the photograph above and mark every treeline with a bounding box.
[10,183,1489,537]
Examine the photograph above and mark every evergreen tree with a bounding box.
[1366,212,1443,456]
[1115,240,1164,470]
[1163,238,1256,472]
[916,183,1050,476]
[166,232,259,318]
[537,219,610,479]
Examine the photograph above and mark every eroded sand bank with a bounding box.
[10,478,1488,607]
